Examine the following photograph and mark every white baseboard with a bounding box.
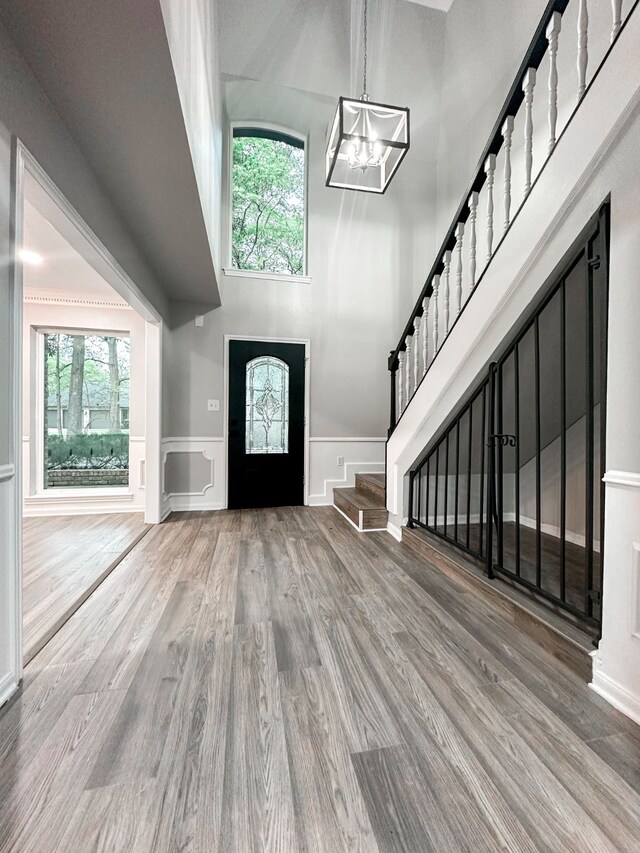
[387,521,403,541]
[23,493,141,517]
[0,670,18,709]
[169,494,224,512]
[590,669,640,727]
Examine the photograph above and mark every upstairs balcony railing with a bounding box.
[388,0,636,435]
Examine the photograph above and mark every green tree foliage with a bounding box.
[232,136,305,275]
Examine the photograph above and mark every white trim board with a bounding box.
[310,437,387,443]
[590,669,640,727]
[603,470,640,489]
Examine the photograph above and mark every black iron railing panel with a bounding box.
[408,206,609,629]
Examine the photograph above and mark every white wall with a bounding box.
[21,301,147,516]
[162,0,446,504]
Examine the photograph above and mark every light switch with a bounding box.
[207,399,220,412]
[195,315,204,327]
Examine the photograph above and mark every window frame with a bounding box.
[225,121,310,283]
[35,326,131,494]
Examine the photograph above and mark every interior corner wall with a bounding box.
[0,21,168,320]
[21,303,147,516]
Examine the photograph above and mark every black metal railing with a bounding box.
[408,204,609,629]
[388,0,636,436]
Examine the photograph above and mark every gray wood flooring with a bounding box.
[3,506,640,852]
[22,512,150,664]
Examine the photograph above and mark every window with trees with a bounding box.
[43,332,130,489]
[231,127,306,276]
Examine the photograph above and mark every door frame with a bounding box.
[7,140,164,692]
[223,335,310,509]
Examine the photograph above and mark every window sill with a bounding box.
[26,488,133,502]
[223,268,311,285]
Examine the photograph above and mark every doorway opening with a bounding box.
[226,337,309,509]
[16,148,163,664]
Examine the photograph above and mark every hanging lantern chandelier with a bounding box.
[325,0,410,193]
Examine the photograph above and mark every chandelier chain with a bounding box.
[363,0,368,97]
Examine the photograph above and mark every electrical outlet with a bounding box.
[337,456,344,467]
[207,399,220,412]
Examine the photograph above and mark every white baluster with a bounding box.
[577,0,589,102]
[468,192,478,290]
[547,13,561,154]
[413,316,421,390]
[501,118,514,234]
[422,296,429,373]
[432,274,440,353]
[454,223,464,315]
[611,0,622,42]
[485,154,496,261]
[405,335,413,402]
[523,68,537,197]
[398,351,405,413]
[442,250,452,337]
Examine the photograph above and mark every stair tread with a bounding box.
[333,487,385,511]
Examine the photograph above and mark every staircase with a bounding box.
[333,473,387,532]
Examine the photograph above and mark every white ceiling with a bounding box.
[403,0,453,11]
[22,200,128,305]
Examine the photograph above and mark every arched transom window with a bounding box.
[245,356,289,454]
[231,127,306,276]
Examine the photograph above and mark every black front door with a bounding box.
[228,340,305,509]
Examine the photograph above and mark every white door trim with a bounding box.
[223,335,311,508]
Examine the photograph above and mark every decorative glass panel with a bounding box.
[245,356,289,454]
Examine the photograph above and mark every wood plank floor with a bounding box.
[23,513,150,664]
[3,506,640,852]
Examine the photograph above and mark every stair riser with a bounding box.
[333,490,361,528]
[333,492,388,532]
[354,474,385,503]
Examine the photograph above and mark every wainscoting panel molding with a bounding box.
[308,438,386,506]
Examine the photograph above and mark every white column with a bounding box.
[523,68,537,198]
[413,316,421,390]
[398,351,405,413]
[421,296,429,374]
[485,154,496,262]
[611,0,622,42]
[454,223,465,316]
[442,250,452,337]
[405,334,413,403]
[432,275,440,354]
[468,192,479,290]
[501,118,514,234]
[577,0,589,102]
[547,12,562,155]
